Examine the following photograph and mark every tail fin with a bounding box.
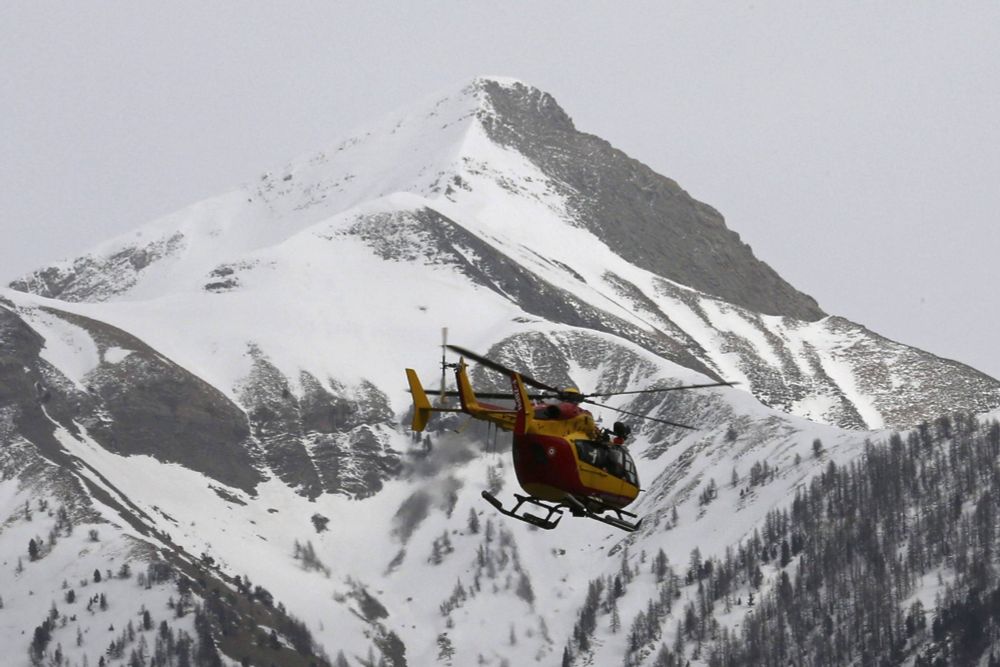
[510,372,534,435]
[455,359,481,413]
[406,369,433,432]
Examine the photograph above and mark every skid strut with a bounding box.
[481,491,563,530]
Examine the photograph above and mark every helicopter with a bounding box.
[405,342,737,532]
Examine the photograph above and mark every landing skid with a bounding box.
[481,491,563,530]
[563,494,643,533]
[481,491,642,533]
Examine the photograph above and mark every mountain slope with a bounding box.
[11,78,819,320]
[477,78,824,321]
[1,294,861,665]
[10,77,998,432]
[4,76,1000,666]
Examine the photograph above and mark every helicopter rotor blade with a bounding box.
[420,390,551,400]
[583,380,739,399]
[445,345,562,394]
[581,398,697,430]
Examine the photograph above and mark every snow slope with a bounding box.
[2,298,879,665]
[11,77,997,431]
[4,76,1000,666]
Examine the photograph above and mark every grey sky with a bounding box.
[2,2,998,379]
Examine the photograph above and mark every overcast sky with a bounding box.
[2,2,998,378]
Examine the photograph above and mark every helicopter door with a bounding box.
[576,441,632,496]
[575,440,611,488]
[600,447,630,498]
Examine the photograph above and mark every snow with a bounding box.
[791,391,840,424]
[0,290,947,664]
[3,75,990,665]
[802,319,886,429]
[15,304,100,389]
[699,300,783,369]
[474,74,526,88]
[7,73,950,432]
[102,347,132,364]
[0,469,196,667]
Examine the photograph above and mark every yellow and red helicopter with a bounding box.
[406,344,736,532]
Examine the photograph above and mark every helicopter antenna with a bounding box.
[439,327,449,406]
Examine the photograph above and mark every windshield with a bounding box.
[575,440,639,487]
[622,450,638,487]
[575,440,605,467]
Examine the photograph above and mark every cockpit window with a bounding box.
[622,453,639,487]
[575,440,638,486]
[575,440,605,467]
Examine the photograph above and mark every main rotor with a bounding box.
[444,344,738,430]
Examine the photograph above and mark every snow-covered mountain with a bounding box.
[11,77,997,432]
[3,76,999,666]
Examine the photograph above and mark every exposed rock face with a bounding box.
[476,79,824,322]
[4,296,405,500]
[343,207,720,380]
[9,232,185,302]
[237,349,323,497]
[643,272,1000,429]
[66,313,262,492]
[237,346,401,499]
[818,317,1000,427]
[0,299,67,469]
[0,298,262,492]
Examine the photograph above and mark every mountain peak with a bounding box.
[13,75,820,322]
[462,78,825,321]
[469,74,529,88]
[470,75,576,134]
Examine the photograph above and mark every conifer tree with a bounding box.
[467,507,480,534]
